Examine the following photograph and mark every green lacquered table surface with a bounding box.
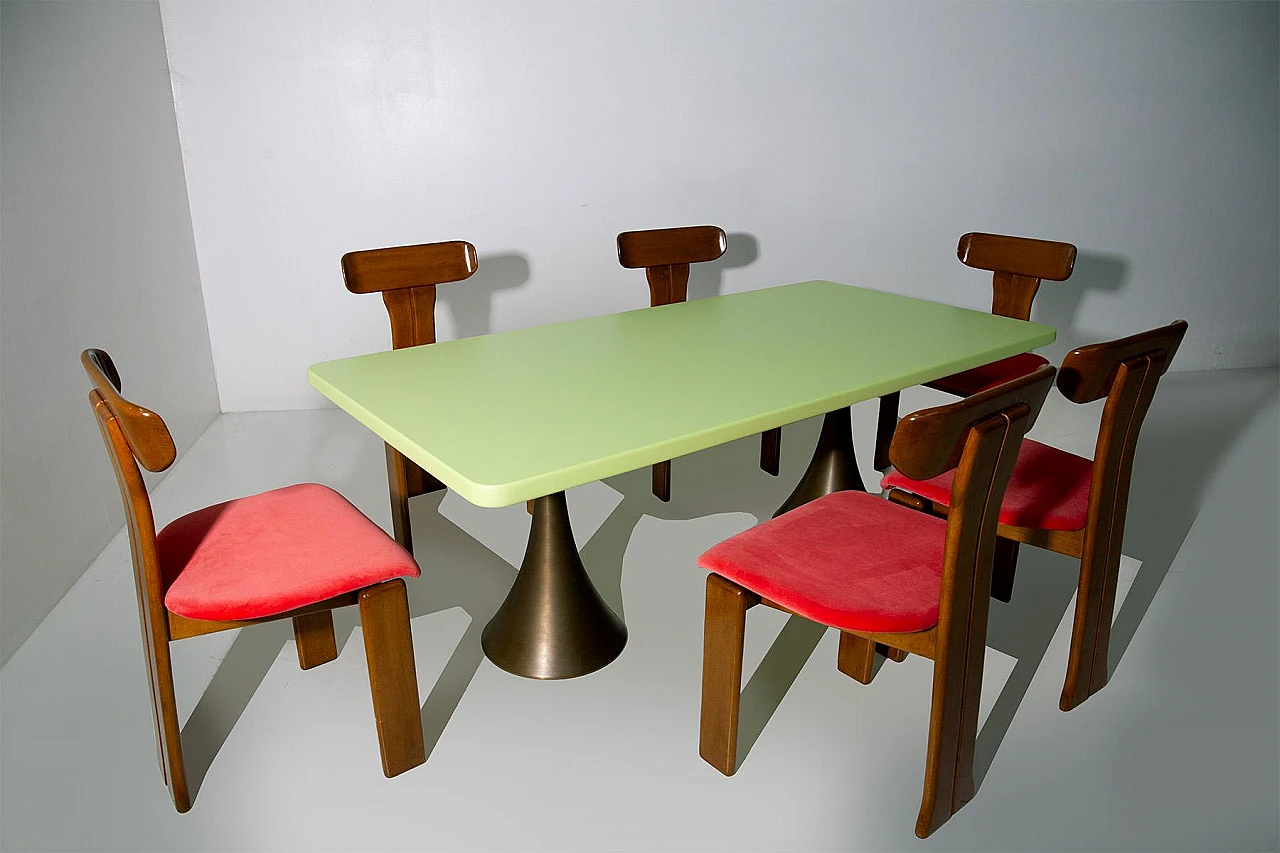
[310,280,1054,508]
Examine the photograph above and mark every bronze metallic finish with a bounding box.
[481,492,628,679]
[774,407,866,517]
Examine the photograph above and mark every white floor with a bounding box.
[2,369,1277,852]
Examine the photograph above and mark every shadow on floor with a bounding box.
[178,490,518,804]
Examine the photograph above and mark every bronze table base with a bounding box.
[482,492,627,679]
[774,407,867,517]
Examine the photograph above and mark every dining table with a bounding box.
[309,280,1055,680]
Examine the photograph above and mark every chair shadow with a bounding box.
[583,421,824,767]
[178,489,521,807]
[735,616,828,769]
[403,491,518,758]
[437,252,531,340]
[1029,249,1128,367]
[973,548,1081,786]
[1107,369,1277,673]
[687,232,761,301]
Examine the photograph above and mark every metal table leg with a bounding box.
[481,492,627,679]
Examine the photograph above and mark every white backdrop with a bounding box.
[161,1,1279,412]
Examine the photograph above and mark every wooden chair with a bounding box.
[82,349,426,812]
[883,321,1188,711]
[698,365,1056,838]
[873,232,1077,470]
[342,240,479,546]
[617,225,782,501]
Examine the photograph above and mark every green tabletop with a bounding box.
[309,281,1054,508]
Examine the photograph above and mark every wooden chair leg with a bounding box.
[1060,549,1118,711]
[144,632,190,811]
[386,447,447,550]
[358,579,426,777]
[699,574,754,776]
[293,611,338,670]
[652,460,672,502]
[759,427,781,476]
[882,644,908,663]
[915,647,984,839]
[386,446,415,554]
[837,632,878,684]
[991,537,1019,603]
[874,392,899,471]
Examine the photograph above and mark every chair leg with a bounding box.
[699,574,753,776]
[142,631,190,811]
[837,632,877,684]
[1060,549,1118,711]
[991,538,1019,603]
[915,646,984,839]
[759,428,781,476]
[652,460,672,502]
[293,611,338,670]
[386,446,415,554]
[359,579,426,777]
[874,392,899,471]
[882,644,908,663]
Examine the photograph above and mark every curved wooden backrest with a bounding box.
[894,365,1055,795]
[82,349,176,472]
[1060,322,1188,648]
[341,241,478,349]
[890,364,1056,482]
[1057,320,1188,404]
[82,349,185,803]
[617,225,727,307]
[957,233,1077,321]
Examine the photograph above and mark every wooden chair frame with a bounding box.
[874,232,1077,470]
[342,240,479,545]
[616,225,783,499]
[700,365,1056,838]
[887,321,1188,711]
[82,349,425,812]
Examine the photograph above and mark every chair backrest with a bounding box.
[82,349,176,725]
[616,225,727,307]
[1058,320,1188,565]
[957,232,1077,321]
[891,364,1056,665]
[341,241,479,349]
[82,347,173,591]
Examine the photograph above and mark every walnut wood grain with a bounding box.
[341,241,474,548]
[617,226,734,499]
[82,350,428,811]
[359,579,427,777]
[293,611,339,670]
[698,366,1055,837]
[698,573,757,776]
[887,321,1188,712]
[873,232,1076,468]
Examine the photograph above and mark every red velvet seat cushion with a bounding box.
[698,491,949,634]
[157,483,420,622]
[883,439,1092,532]
[925,352,1051,397]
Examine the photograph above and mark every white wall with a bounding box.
[0,2,220,663]
[161,0,1279,414]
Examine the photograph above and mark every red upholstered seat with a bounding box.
[698,491,949,634]
[883,438,1092,532]
[158,483,420,622]
[925,352,1051,397]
